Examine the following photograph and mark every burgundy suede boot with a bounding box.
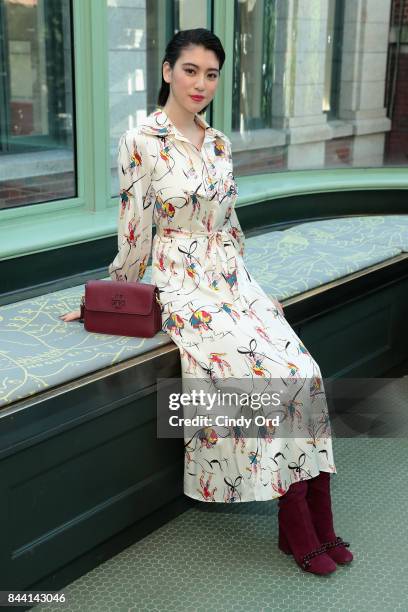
[278,479,337,575]
[306,471,353,565]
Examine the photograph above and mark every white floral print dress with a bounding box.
[109,107,337,503]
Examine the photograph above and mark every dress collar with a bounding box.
[139,106,227,145]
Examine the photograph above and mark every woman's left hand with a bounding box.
[59,309,81,322]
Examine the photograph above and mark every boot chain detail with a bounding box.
[322,536,351,552]
[301,542,333,570]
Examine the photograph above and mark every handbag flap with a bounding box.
[85,280,157,315]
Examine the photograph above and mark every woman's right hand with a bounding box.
[59,309,82,322]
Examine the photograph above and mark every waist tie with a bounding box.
[155,227,238,292]
[155,227,231,240]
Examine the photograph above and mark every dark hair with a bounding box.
[157,28,225,115]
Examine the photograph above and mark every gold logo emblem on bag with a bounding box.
[112,293,126,309]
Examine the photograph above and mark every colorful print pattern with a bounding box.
[109,107,337,503]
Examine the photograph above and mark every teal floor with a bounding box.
[33,433,408,612]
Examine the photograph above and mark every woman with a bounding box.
[61,27,353,575]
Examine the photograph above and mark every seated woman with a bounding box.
[61,27,353,576]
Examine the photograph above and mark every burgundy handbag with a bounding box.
[80,280,162,338]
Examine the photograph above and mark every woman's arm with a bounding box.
[61,131,154,323]
[228,206,246,258]
[224,138,246,258]
[108,130,155,282]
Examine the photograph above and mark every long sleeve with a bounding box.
[224,137,246,259]
[228,206,246,259]
[108,130,155,283]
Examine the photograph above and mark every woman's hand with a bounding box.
[59,309,82,322]
[272,298,285,318]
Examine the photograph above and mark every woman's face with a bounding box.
[163,45,220,114]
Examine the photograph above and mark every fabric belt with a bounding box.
[155,227,231,241]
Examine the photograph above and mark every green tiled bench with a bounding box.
[0,215,407,410]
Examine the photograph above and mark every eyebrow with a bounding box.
[182,62,220,73]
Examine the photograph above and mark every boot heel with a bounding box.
[278,528,291,555]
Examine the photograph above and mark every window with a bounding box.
[107,0,209,196]
[232,0,276,132]
[323,0,344,119]
[0,0,76,209]
[230,0,406,175]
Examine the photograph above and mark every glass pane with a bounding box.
[231,0,408,175]
[232,0,276,131]
[108,0,208,196]
[0,0,76,209]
